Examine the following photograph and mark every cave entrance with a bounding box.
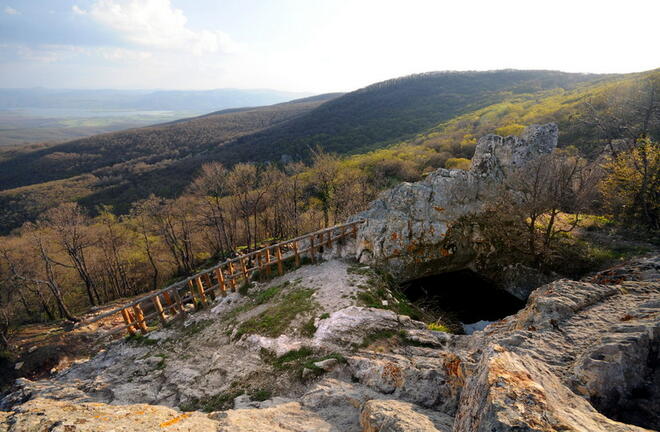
[400,269,525,334]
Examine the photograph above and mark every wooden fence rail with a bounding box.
[82,220,364,338]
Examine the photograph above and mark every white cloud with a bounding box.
[88,0,239,55]
[72,5,87,15]
[4,6,19,15]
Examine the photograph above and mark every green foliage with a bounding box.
[445,157,471,170]
[249,389,272,402]
[427,323,451,333]
[495,123,526,136]
[600,139,660,229]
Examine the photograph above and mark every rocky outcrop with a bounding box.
[1,255,658,432]
[352,123,558,297]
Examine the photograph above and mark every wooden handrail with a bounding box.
[82,220,364,336]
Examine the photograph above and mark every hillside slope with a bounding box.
[0,69,647,233]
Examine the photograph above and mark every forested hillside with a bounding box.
[0,69,656,235]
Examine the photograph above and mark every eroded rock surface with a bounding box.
[352,123,559,297]
[1,256,658,432]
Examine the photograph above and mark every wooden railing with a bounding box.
[82,220,364,338]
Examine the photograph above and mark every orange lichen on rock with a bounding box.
[160,413,191,427]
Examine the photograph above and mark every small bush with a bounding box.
[427,323,451,333]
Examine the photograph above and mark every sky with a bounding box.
[0,0,658,93]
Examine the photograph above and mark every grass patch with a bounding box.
[262,347,346,379]
[319,312,330,320]
[235,286,316,338]
[267,346,316,369]
[249,281,290,304]
[125,333,158,346]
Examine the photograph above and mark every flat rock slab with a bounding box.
[360,399,453,432]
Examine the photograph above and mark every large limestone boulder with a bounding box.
[209,401,334,431]
[353,123,558,294]
[0,397,220,431]
[453,346,652,432]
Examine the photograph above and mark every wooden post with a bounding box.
[188,280,197,302]
[121,309,136,336]
[275,246,283,275]
[292,241,300,267]
[240,257,249,282]
[257,252,263,271]
[132,304,148,334]
[327,230,333,248]
[215,267,227,296]
[352,223,358,238]
[264,249,272,276]
[228,262,237,291]
[163,291,175,314]
[171,287,186,317]
[340,226,346,240]
[203,272,215,300]
[195,276,208,305]
[152,296,167,325]
[310,235,316,263]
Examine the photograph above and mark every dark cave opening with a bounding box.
[401,269,525,333]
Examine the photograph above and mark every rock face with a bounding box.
[454,347,650,432]
[353,123,558,294]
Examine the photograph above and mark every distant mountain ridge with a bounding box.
[0,88,313,113]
